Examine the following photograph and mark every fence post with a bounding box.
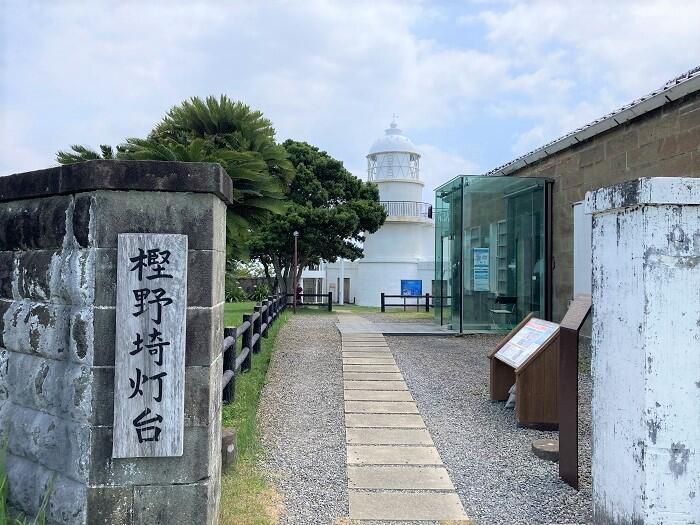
[267,296,275,324]
[425,293,430,312]
[328,291,333,312]
[223,327,237,403]
[253,305,262,353]
[440,280,445,326]
[262,300,269,338]
[242,314,253,372]
[381,292,385,313]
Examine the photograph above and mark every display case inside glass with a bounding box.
[435,175,549,332]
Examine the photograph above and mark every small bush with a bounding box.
[225,275,248,302]
[247,283,272,302]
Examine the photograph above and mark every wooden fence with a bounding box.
[380,292,432,312]
[285,292,333,311]
[380,292,453,315]
[222,294,288,403]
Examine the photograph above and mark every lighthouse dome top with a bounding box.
[368,118,420,156]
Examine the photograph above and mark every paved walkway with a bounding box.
[339,314,470,523]
[335,311,455,336]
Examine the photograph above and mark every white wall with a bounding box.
[587,178,700,524]
[378,180,424,202]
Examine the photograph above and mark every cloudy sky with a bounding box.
[1,1,699,197]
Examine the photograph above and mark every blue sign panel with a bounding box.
[401,279,423,296]
[473,247,490,292]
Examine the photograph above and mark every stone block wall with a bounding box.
[508,90,700,322]
[0,161,231,524]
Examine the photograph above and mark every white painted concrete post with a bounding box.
[339,258,345,305]
[586,178,700,524]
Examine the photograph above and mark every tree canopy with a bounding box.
[249,140,386,292]
[57,96,294,257]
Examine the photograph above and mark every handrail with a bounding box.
[380,201,433,219]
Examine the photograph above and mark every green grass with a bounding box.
[224,301,256,326]
[335,303,434,320]
[219,304,291,525]
[333,304,379,313]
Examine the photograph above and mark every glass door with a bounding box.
[460,176,547,331]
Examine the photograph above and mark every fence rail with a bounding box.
[381,292,432,312]
[380,200,433,219]
[222,294,288,403]
[380,293,452,313]
[285,292,333,311]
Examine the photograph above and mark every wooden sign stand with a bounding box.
[558,294,592,490]
[488,313,561,430]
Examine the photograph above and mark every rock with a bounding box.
[532,438,560,462]
[221,427,237,473]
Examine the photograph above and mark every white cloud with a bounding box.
[1,0,699,183]
[476,0,700,156]
[417,143,478,196]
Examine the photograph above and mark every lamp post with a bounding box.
[293,231,299,313]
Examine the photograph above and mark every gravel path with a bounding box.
[388,334,592,525]
[257,314,347,524]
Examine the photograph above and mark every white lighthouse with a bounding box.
[354,118,435,305]
[314,119,435,306]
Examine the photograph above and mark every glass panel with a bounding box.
[434,176,463,329]
[435,175,547,332]
[461,176,546,331]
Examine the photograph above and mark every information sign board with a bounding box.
[473,247,490,291]
[113,233,187,458]
[401,279,422,296]
[495,317,559,369]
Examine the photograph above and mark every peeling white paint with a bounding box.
[588,178,700,524]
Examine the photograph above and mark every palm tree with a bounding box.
[56,96,295,258]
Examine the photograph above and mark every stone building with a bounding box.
[436,65,700,332]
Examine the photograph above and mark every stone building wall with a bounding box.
[507,89,700,322]
[0,161,230,524]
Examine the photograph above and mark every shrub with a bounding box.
[248,282,272,302]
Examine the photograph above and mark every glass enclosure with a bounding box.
[435,176,548,332]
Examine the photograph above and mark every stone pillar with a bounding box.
[0,160,230,524]
[586,177,700,524]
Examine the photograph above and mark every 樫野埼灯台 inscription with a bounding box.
[113,233,188,458]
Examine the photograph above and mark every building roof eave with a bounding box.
[486,65,700,177]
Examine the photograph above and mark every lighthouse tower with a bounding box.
[353,118,435,306]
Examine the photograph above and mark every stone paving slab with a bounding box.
[346,427,434,445]
[348,492,468,521]
[343,372,404,381]
[347,466,455,490]
[342,342,389,348]
[342,352,393,359]
[345,413,425,428]
[343,364,401,373]
[341,346,392,352]
[344,401,419,414]
[343,390,415,402]
[337,319,457,336]
[341,335,387,340]
[342,357,395,364]
[347,445,443,465]
[338,315,468,523]
[344,380,408,391]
